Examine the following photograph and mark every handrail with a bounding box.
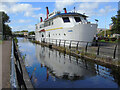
[40,38,118,59]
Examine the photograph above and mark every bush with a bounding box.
[110,38,117,41]
[100,40,105,42]
[104,37,109,41]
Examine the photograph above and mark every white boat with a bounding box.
[35,7,97,44]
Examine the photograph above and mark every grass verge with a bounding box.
[0,40,2,44]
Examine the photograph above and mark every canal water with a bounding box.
[17,38,120,88]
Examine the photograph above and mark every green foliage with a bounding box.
[28,31,35,35]
[1,12,10,23]
[100,40,105,42]
[0,40,2,44]
[97,30,112,37]
[14,37,18,44]
[1,12,12,39]
[3,24,12,36]
[111,10,120,34]
[21,30,28,32]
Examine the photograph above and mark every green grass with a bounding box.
[99,39,118,43]
[0,40,2,44]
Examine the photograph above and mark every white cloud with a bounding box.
[18,19,31,23]
[75,2,116,17]
[32,13,45,19]
[55,0,75,11]
[99,6,116,16]
[11,25,35,31]
[0,2,41,17]
[76,2,99,16]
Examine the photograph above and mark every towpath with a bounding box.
[1,40,12,89]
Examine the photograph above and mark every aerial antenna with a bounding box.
[74,7,75,13]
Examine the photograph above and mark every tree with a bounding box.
[111,10,120,34]
[21,30,28,32]
[1,12,12,39]
[28,31,35,35]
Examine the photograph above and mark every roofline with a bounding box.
[44,13,88,22]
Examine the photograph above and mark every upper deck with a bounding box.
[36,12,89,30]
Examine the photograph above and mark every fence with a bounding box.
[40,38,119,60]
[12,39,27,89]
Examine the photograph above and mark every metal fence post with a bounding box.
[76,41,79,50]
[69,41,72,49]
[64,40,66,48]
[97,44,100,55]
[59,39,61,46]
[113,44,117,59]
[56,39,57,46]
[85,42,89,53]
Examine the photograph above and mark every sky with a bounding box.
[0,0,119,32]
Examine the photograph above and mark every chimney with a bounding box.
[46,7,49,19]
[63,8,67,13]
[40,17,43,22]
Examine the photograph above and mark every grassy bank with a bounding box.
[0,40,2,44]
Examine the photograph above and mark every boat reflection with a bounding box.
[36,45,97,80]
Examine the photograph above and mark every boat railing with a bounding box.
[40,38,119,60]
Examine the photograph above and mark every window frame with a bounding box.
[74,17,81,22]
[62,17,70,23]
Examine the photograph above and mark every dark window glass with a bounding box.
[42,34,44,37]
[62,17,70,23]
[74,17,81,22]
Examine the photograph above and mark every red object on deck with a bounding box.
[63,8,67,13]
[40,17,43,22]
[39,29,45,32]
[46,7,49,19]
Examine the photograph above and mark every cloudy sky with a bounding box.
[0,0,119,31]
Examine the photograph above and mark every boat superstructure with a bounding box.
[35,7,97,43]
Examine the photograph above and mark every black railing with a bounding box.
[40,38,119,59]
[13,39,27,89]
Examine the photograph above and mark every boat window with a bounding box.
[42,34,44,37]
[62,17,70,23]
[74,17,81,22]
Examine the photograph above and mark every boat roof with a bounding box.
[44,12,88,22]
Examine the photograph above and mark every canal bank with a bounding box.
[12,38,33,89]
[16,37,120,88]
[30,39,120,69]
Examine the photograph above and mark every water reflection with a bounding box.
[36,44,96,80]
[17,38,120,88]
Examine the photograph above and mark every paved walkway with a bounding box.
[1,40,12,89]
[0,43,2,89]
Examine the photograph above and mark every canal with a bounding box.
[17,37,120,88]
